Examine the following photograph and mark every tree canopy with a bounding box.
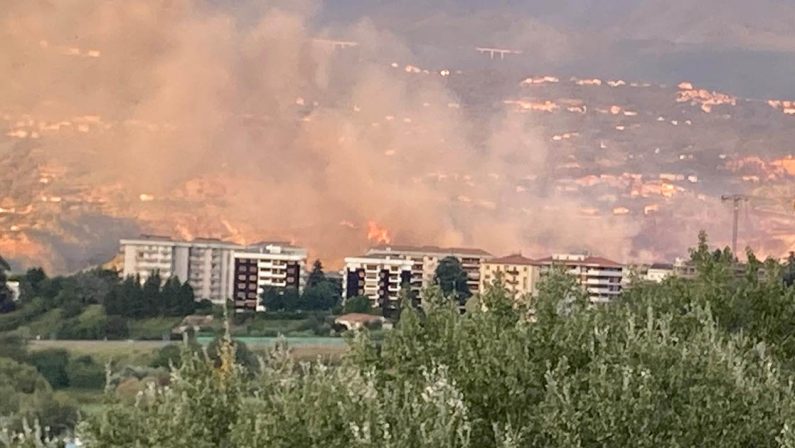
[434,256,471,300]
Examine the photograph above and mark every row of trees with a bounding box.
[105,273,197,318]
[1,252,477,321]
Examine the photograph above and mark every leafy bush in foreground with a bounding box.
[67,269,795,447]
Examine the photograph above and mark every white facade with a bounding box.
[7,281,20,301]
[480,254,540,297]
[365,245,492,295]
[343,255,414,309]
[230,244,308,312]
[536,253,624,303]
[645,263,674,283]
[121,236,241,304]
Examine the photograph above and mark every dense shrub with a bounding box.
[65,356,105,390]
[26,349,70,389]
[0,357,78,437]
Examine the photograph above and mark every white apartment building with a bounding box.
[535,253,624,303]
[366,245,493,296]
[230,243,308,312]
[121,236,240,304]
[479,254,540,297]
[646,263,675,283]
[343,255,414,315]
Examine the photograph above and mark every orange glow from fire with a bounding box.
[367,221,392,244]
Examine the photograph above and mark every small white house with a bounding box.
[646,264,674,283]
[334,313,388,331]
[7,281,19,301]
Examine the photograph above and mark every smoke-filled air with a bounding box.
[2,0,795,271]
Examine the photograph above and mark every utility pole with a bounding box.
[721,194,748,256]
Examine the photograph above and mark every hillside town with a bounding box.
[3,66,795,274]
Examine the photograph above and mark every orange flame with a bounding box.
[367,220,392,244]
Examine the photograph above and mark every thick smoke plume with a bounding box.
[1,0,657,268]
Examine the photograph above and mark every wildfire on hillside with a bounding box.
[367,221,392,245]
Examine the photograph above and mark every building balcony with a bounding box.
[586,269,623,277]
[587,287,621,295]
[585,278,612,286]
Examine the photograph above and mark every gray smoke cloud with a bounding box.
[1,0,700,270]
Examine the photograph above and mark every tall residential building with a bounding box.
[121,236,240,304]
[479,254,540,297]
[365,245,493,295]
[343,255,413,315]
[230,243,308,312]
[535,253,624,303]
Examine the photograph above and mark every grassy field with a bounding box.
[29,338,348,362]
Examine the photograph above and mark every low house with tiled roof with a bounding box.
[480,254,540,297]
[334,313,388,331]
[535,253,624,303]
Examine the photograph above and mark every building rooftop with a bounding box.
[484,254,537,266]
[135,234,174,241]
[334,313,386,324]
[345,254,415,264]
[535,255,623,268]
[122,235,240,246]
[248,241,299,249]
[368,244,492,257]
[649,263,674,270]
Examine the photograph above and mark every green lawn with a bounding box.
[127,317,183,340]
[30,338,348,363]
[58,388,107,416]
[29,339,165,365]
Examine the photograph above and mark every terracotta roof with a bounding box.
[369,244,492,257]
[484,254,537,266]
[535,255,622,268]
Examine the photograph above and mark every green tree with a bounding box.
[306,260,326,289]
[0,357,78,436]
[261,286,299,312]
[434,256,471,301]
[342,295,372,314]
[299,282,340,311]
[161,277,196,317]
[784,252,795,287]
[66,355,105,389]
[18,267,47,303]
[27,349,70,389]
[141,272,162,317]
[105,276,142,317]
